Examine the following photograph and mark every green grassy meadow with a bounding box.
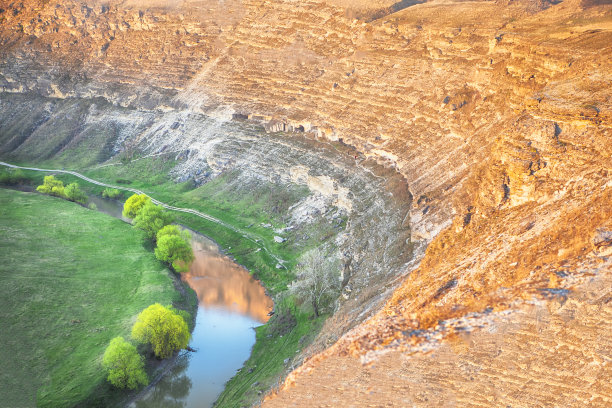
[79,158,331,407]
[0,189,187,408]
[1,153,339,407]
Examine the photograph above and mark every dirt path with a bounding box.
[0,161,286,268]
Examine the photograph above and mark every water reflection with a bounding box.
[134,354,192,408]
[183,234,273,323]
[87,195,127,221]
[133,232,273,408]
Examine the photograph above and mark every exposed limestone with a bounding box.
[0,0,610,406]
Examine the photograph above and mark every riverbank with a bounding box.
[0,102,413,406]
[0,188,195,407]
[1,161,329,407]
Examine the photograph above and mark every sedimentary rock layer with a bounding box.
[1,0,610,405]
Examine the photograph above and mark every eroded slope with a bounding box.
[0,0,610,406]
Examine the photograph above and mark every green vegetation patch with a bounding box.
[84,157,312,290]
[2,153,343,407]
[81,158,341,407]
[216,300,325,407]
[0,189,182,407]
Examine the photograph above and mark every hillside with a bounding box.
[1,0,610,406]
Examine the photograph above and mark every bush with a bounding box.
[133,202,174,240]
[122,193,150,219]
[154,225,194,273]
[102,337,148,390]
[102,188,121,199]
[131,303,190,359]
[36,175,66,198]
[0,168,28,185]
[64,182,87,204]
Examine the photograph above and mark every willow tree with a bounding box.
[154,225,194,273]
[102,336,148,389]
[133,202,174,240]
[122,193,150,219]
[131,303,190,359]
[64,182,87,204]
[36,175,65,198]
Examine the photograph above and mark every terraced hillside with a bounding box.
[0,0,610,406]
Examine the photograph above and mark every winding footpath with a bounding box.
[0,161,286,268]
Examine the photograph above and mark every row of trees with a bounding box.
[102,304,190,389]
[36,175,87,204]
[122,194,194,272]
[102,195,195,390]
[20,177,195,391]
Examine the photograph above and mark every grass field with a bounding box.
[0,189,189,408]
[1,154,339,407]
[80,159,331,407]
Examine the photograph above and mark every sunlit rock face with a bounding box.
[1,0,611,406]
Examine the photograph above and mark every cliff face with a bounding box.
[1,0,611,406]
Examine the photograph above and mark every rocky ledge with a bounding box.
[0,0,610,406]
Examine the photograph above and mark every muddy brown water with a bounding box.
[89,194,273,407]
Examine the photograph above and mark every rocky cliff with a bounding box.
[1,0,610,406]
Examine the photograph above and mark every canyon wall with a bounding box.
[1,0,610,405]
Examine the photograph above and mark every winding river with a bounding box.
[131,233,273,407]
[88,192,275,406]
[0,163,275,407]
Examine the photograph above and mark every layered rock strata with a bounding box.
[0,0,610,405]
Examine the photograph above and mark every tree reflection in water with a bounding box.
[135,354,192,408]
[133,232,271,408]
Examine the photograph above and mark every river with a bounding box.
[131,233,273,407]
[89,194,274,407]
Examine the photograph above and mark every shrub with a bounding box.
[131,304,190,359]
[102,337,148,390]
[154,225,194,273]
[102,188,121,199]
[122,193,150,219]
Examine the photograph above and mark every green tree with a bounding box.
[102,336,148,389]
[64,182,87,204]
[168,305,193,331]
[102,188,121,199]
[132,303,190,359]
[133,202,174,240]
[289,248,340,317]
[0,168,27,185]
[154,225,194,273]
[36,175,66,198]
[122,193,150,219]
